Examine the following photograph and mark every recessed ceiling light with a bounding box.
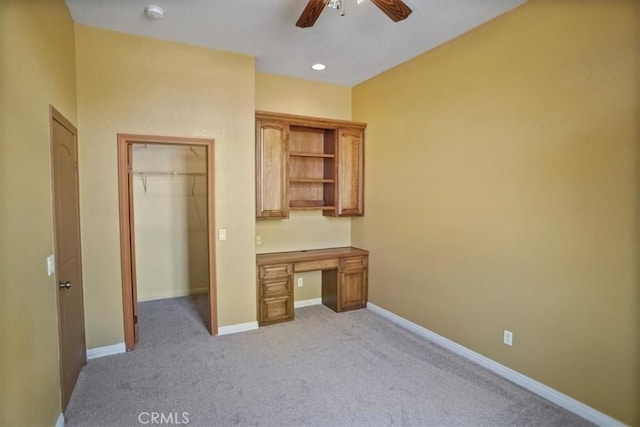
[144,5,164,20]
[312,63,326,71]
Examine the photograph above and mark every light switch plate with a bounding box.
[47,254,55,276]
[218,229,227,241]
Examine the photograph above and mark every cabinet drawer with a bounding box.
[340,256,368,271]
[261,277,292,297]
[259,263,292,280]
[260,295,293,325]
[294,258,339,272]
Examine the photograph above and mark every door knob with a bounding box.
[59,281,72,289]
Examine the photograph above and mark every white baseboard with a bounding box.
[218,321,259,335]
[294,298,322,308]
[86,342,126,360]
[54,413,64,427]
[217,299,321,336]
[366,303,624,427]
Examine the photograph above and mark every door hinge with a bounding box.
[128,164,133,173]
[134,315,138,324]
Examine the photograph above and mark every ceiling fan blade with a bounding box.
[296,0,328,28]
[370,0,412,22]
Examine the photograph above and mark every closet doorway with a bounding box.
[117,134,216,351]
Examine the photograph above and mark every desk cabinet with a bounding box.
[339,256,368,310]
[256,247,369,326]
[257,263,294,325]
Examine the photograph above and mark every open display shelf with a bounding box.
[288,126,336,211]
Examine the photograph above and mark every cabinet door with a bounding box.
[260,295,294,325]
[338,269,367,311]
[256,120,288,219]
[335,127,364,216]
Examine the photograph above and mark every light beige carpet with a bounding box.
[65,296,591,426]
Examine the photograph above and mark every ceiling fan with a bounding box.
[296,0,412,28]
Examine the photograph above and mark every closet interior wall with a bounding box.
[132,144,209,301]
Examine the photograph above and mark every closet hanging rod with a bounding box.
[131,171,206,177]
[132,171,205,194]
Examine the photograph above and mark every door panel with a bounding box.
[336,128,364,216]
[339,269,367,311]
[51,107,86,410]
[256,120,289,219]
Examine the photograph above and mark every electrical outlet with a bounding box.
[218,229,227,241]
[503,330,513,346]
[256,236,262,245]
[297,278,303,288]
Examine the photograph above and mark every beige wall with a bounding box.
[132,145,209,301]
[352,1,639,424]
[0,1,77,425]
[75,25,256,347]
[256,73,351,121]
[255,73,353,300]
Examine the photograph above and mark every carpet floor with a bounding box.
[65,296,592,426]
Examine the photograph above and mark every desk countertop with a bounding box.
[256,246,368,265]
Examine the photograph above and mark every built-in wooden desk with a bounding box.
[256,247,369,326]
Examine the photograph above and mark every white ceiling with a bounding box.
[66,0,526,87]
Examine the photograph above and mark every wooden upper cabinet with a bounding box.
[256,111,365,219]
[256,120,289,219]
[333,127,364,217]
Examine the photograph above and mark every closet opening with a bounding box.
[117,134,216,351]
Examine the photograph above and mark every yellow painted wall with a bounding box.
[255,73,353,300]
[256,73,351,121]
[352,1,639,424]
[132,145,209,301]
[75,25,256,347]
[0,1,77,425]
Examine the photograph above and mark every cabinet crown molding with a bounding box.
[256,111,367,130]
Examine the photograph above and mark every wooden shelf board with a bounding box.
[290,178,335,183]
[290,151,335,158]
[290,206,336,211]
[290,200,335,210]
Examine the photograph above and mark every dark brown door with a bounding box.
[50,106,87,410]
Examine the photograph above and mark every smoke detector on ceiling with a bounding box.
[144,5,164,20]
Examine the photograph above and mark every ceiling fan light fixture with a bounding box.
[327,0,341,9]
[144,5,164,20]
[311,63,326,71]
